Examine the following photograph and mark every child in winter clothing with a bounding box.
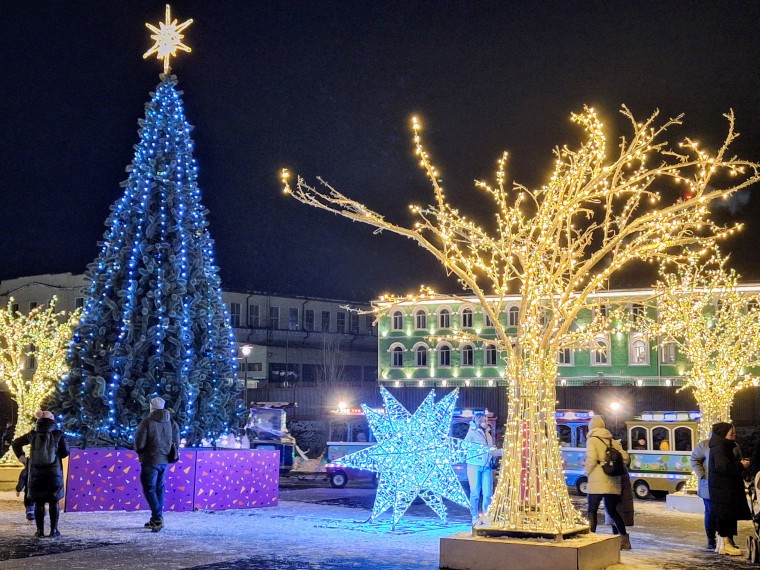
[15,465,35,521]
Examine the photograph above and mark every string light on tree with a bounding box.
[283,107,760,534]
[335,387,488,528]
[0,298,79,463]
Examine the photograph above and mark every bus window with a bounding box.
[558,425,571,447]
[652,426,671,450]
[577,425,589,447]
[674,426,693,451]
[630,426,648,450]
[451,421,470,440]
[330,421,348,442]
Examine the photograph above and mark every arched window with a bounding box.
[461,308,473,328]
[660,342,677,364]
[391,346,404,367]
[630,336,648,365]
[484,313,494,327]
[630,426,648,450]
[558,347,572,366]
[652,426,671,451]
[592,336,609,365]
[415,345,428,367]
[415,310,427,330]
[461,344,474,366]
[439,308,451,329]
[674,426,693,452]
[439,345,451,367]
[484,344,497,366]
[508,306,520,326]
[392,311,403,331]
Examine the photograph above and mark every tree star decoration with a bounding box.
[336,387,490,528]
[143,4,193,75]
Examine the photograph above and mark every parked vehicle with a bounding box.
[245,403,296,473]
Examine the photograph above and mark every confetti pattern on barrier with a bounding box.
[194,449,279,510]
[65,449,277,512]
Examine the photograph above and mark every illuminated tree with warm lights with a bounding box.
[283,107,760,534]
[0,298,79,463]
[652,253,760,442]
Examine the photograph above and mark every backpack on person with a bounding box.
[593,436,626,476]
[29,431,60,467]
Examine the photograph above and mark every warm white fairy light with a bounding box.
[651,253,760,441]
[283,107,760,534]
[143,4,193,75]
[0,298,80,463]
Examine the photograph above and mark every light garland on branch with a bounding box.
[283,107,760,534]
[0,298,79,463]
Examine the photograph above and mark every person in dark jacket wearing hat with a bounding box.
[708,422,750,556]
[12,411,69,538]
[134,396,180,532]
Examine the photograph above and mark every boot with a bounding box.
[722,537,743,556]
[620,534,632,550]
[716,536,724,554]
[587,512,598,533]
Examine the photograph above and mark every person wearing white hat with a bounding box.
[134,396,179,532]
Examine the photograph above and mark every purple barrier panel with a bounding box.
[65,449,195,512]
[194,449,279,510]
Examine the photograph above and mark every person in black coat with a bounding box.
[12,411,69,538]
[708,422,751,556]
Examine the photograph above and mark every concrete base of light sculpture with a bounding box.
[440,530,620,570]
[0,464,24,492]
[666,491,704,513]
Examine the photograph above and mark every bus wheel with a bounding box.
[329,470,348,489]
[675,482,686,493]
[633,480,651,499]
[576,477,588,495]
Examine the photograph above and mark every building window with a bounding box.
[230,303,241,327]
[322,311,331,332]
[288,308,299,330]
[269,306,280,329]
[27,345,36,370]
[11,303,18,315]
[485,344,497,366]
[415,310,427,330]
[392,311,404,331]
[350,313,359,334]
[337,312,346,333]
[29,301,37,311]
[75,297,85,309]
[304,309,315,331]
[630,336,648,365]
[365,315,375,335]
[598,304,609,320]
[439,345,451,367]
[508,306,519,326]
[558,347,573,366]
[631,303,645,322]
[661,342,677,364]
[249,304,260,327]
[415,345,427,367]
[461,308,473,328]
[391,346,404,368]
[461,344,474,366]
[485,313,494,327]
[592,337,609,365]
[439,309,450,329]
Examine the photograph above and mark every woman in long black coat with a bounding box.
[12,411,69,538]
[708,422,751,556]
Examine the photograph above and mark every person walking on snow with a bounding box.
[464,413,501,526]
[134,396,180,532]
[11,410,69,538]
[690,434,717,551]
[584,415,631,550]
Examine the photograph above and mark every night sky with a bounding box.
[2,2,760,301]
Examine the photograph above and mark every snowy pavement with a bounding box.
[0,484,756,569]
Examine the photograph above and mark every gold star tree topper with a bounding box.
[143,5,193,75]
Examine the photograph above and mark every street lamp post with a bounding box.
[609,400,622,438]
[241,345,252,397]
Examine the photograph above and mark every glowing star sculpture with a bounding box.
[143,4,193,75]
[336,387,489,528]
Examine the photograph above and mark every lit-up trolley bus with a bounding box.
[625,411,698,499]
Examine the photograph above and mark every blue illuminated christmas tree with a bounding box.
[51,73,242,446]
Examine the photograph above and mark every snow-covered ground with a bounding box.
[0,486,755,569]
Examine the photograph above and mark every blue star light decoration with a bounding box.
[336,387,490,527]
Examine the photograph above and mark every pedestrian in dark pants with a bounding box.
[584,415,632,550]
[708,422,750,556]
[134,396,180,532]
[690,435,716,551]
[15,464,36,521]
[11,411,69,538]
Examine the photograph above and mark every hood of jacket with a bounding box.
[708,432,732,451]
[35,417,56,433]
[148,409,170,423]
[589,427,614,441]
